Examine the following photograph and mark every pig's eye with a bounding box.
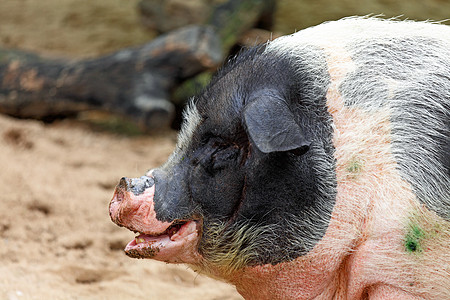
[206,144,240,174]
[192,137,242,174]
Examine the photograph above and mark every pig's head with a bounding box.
[109,46,336,277]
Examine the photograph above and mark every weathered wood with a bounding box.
[0,25,222,130]
[169,0,276,111]
[208,0,276,51]
[0,0,275,129]
[172,71,214,106]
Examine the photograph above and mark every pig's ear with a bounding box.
[243,89,311,155]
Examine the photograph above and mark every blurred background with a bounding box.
[0,1,448,299]
[0,0,449,132]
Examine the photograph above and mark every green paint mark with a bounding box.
[347,158,363,174]
[404,223,426,254]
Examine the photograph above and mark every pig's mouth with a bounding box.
[124,220,201,262]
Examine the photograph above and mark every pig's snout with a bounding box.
[118,176,155,196]
[110,175,169,234]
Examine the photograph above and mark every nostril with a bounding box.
[119,177,129,190]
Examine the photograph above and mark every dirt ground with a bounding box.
[0,1,242,298]
[0,114,242,300]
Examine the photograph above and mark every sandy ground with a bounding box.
[0,114,242,300]
[0,1,241,298]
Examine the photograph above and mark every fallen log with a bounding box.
[0,25,222,130]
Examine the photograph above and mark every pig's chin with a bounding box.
[124,220,202,264]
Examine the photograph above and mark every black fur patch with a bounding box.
[193,46,336,265]
[153,44,336,265]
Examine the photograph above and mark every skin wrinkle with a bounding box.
[227,174,247,225]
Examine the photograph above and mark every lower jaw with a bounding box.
[125,236,169,259]
[123,220,201,262]
[124,232,172,258]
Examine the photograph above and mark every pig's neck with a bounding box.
[224,190,365,299]
[228,254,350,299]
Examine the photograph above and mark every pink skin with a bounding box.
[109,184,202,264]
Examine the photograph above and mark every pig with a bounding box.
[109,17,449,299]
